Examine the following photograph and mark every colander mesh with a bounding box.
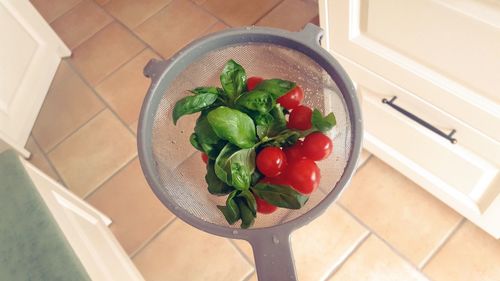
[150,43,351,228]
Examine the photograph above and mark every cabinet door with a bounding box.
[0,0,70,157]
[320,0,500,141]
[22,159,145,281]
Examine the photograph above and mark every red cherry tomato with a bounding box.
[277,86,304,110]
[286,159,320,194]
[283,140,307,163]
[247,76,263,91]
[254,194,277,214]
[302,132,333,161]
[287,105,312,130]
[256,147,286,177]
[201,153,208,164]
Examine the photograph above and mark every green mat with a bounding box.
[0,150,91,281]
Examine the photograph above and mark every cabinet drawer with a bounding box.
[363,88,499,214]
[333,54,500,166]
[321,0,500,142]
[331,53,499,216]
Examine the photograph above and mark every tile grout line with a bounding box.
[64,17,148,89]
[68,19,114,52]
[120,0,173,31]
[45,0,84,24]
[50,0,113,51]
[251,0,286,25]
[91,45,149,88]
[202,20,221,35]
[83,155,138,200]
[189,0,233,28]
[228,239,255,266]
[127,217,176,258]
[336,202,432,277]
[29,134,70,188]
[45,107,106,155]
[127,0,225,55]
[322,231,372,281]
[64,13,114,50]
[94,2,170,60]
[130,218,178,259]
[65,13,150,87]
[69,21,112,51]
[65,59,139,138]
[77,43,147,88]
[418,217,465,270]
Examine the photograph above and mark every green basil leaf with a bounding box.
[311,109,336,132]
[214,143,236,184]
[231,162,251,190]
[269,104,287,135]
[251,182,309,209]
[250,170,263,186]
[254,113,273,125]
[236,198,255,229]
[253,105,288,140]
[235,90,275,114]
[190,87,222,95]
[194,113,225,158]
[172,93,218,124]
[254,113,274,140]
[201,140,227,160]
[253,79,296,99]
[206,161,233,195]
[189,133,203,151]
[195,113,220,145]
[220,59,246,101]
[238,190,257,216]
[207,106,257,149]
[215,143,255,190]
[217,191,240,225]
[256,125,273,140]
[262,129,300,148]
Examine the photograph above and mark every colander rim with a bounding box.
[137,24,363,240]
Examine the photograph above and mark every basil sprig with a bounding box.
[251,182,309,209]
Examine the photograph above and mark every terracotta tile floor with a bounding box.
[28,0,500,280]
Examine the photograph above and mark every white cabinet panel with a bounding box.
[321,0,500,141]
[0,0,70,157]
[0,4,37,109]
[361,0,500,105]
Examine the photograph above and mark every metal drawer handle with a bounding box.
[382,96,457,144]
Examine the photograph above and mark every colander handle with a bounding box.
[295,23,324,46]
[144,58,170,82]
[250,232,297,281]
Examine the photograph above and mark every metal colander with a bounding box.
[138,24,362,281]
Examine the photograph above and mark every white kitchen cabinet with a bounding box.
[0,0,69,157]
[319,0,500,238]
